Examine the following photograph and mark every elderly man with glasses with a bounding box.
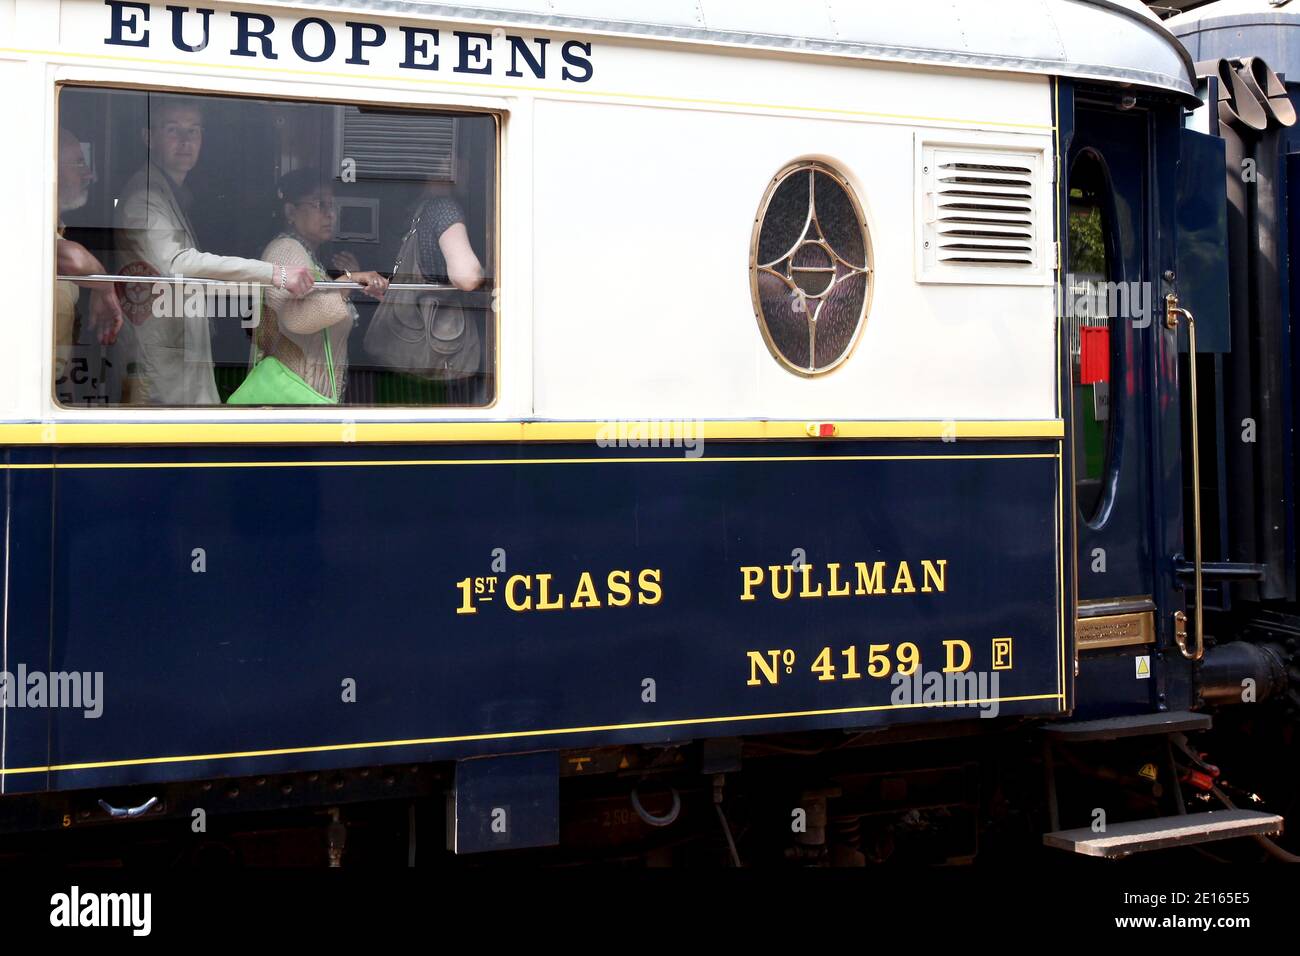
[56,127,124,358]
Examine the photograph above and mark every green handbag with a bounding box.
[228,292,339,406]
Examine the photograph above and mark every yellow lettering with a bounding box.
[825,562,850,597]
[943,639,972,673]
[921,559,947,594]
[769,564,794,600]
[455,577,477,615]
[536,573,565,611]
[811,647,835,681]
[855,561,886,595]
[637,568,663,606]
[607,570,632,607]
[571,571,601,608]
[505,574,532,611]
[799,564,823,598]
[892,562,916,594]
[740,566,764,602]
[840,645,861,679]
[747,650,779,686]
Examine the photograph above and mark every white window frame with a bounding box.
[43,65,518,424]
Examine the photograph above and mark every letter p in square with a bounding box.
[992,637,1013,671]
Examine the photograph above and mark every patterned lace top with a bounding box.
[258,233,357,400]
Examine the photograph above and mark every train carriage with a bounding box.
[0,0,1293,863]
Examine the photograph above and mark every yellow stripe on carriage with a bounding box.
[0,692,1067,776]
[0,46,1056,132]
[0,419,1064,446]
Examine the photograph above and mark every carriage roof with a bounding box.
[1168,0,1300,76]
[258,0,1196,99]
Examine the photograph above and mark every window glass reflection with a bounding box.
[55,87,497,407]
[1068,152,1118,519]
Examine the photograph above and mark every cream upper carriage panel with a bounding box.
[244,0,1195,98]
[530,67,1055,422]
[1,0,1195,426]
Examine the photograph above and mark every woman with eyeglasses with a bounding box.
[251,167,389,402]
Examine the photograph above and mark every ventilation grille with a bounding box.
[338,108,456,181]
[918,142,1049,285]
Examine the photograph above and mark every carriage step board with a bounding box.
[1043,810,1283,858]
[1041,710,1211,741]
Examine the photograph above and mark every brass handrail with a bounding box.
[1166,292,1204,662]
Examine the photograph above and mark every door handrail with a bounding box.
[1167,292,1204,662]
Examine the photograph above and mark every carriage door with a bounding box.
[1066,99,1159,714]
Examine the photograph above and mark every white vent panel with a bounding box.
[917,140,1052,286]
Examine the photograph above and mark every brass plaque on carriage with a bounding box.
[1076,611,1155,650]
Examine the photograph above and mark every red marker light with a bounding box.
[1080,326,1110,385]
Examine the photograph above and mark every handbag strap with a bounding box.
[322,325,338,402]
[394,214,420,276]
[394,203,431,282]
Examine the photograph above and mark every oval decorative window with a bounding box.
[750,162,873,375]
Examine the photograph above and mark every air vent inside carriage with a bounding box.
[337,107,456,181]
[918,142,1050,285]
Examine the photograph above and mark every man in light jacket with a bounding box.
[114,97,315,405]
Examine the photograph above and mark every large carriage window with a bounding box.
[750,161,872,375]
[54,87,497,407]
[1067,152,1118,520]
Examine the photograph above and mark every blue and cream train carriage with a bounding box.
[0,0,1294,863]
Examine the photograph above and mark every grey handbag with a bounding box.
[362,209,481,380]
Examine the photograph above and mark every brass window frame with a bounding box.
[748,160,874,378]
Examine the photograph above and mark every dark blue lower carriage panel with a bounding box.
[15,439,1064,791]
[452,752,560,853]
[0,455,55,795]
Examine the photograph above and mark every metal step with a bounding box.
[1044,810,1283,859]
[1041,710,1211,741]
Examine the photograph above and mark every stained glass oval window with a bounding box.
[750,162,872,376]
